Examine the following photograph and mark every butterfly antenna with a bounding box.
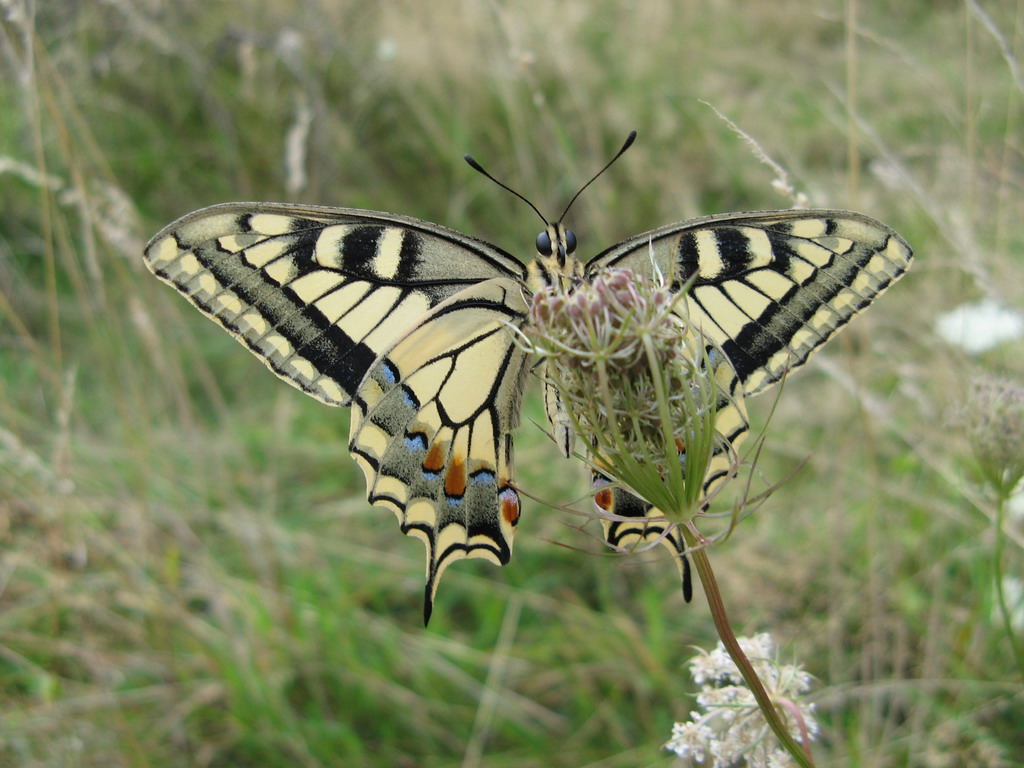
[557,130,637,223]
[464,154,548,226]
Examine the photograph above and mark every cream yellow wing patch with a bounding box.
[347,278,530,623]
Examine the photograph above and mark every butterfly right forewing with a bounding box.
[588,209,913,396]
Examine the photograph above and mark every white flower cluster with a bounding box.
[666,634,817,767]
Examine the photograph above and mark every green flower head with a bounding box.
[528,267,747,522]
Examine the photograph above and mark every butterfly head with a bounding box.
[531,222,585,290]
[535,223,577,265]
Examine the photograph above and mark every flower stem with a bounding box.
[681,524,816,768]
[993,493,1024,681]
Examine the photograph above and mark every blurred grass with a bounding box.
[1,0,1023,766]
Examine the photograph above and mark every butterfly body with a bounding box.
[146,187,911,622]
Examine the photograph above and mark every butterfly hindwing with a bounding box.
[588,210,913,396]
[592,474,694,601]
[144,202,525,407]
[590,339,750,599]
[348,278,531,623]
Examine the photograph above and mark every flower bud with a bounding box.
[957,375,1024,496]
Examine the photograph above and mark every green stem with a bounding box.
[993,492,1024,681]
[642,334,686,504]
[681,525,816,768]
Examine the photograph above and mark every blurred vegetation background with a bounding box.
[2,0,1022,766]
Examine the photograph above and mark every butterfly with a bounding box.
[144,132,912,623]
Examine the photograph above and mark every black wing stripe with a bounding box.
[176,231,382,397]
[156,226,386,398]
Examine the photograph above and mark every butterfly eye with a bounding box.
[536,231,553,256]
[565,229,577,255]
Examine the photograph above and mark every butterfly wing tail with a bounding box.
[593,474,693,602]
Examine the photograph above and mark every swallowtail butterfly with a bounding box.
[144,132,911,622]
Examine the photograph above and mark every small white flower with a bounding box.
[667,634,817,767]
[665,722,714,764]
[376,36,398,62]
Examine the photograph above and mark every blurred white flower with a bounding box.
[935,300,1024,353]
[376,37,398,62]
[1009,489,1024,522]
[995,575,1024,633]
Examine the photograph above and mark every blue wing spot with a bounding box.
[381,359,399,385]
[469,468,497,485]
[405,433,428,451]
[401,384,419,409]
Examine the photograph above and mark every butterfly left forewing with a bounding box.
[144,202,525,407]
[348,277,530,623]
[588,209,912,396]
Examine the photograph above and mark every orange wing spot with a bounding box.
[594,487,614,511]
[675,437,687,454]
[499,487,520,525]
[444,454,467,497]
[423,442,446,473]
